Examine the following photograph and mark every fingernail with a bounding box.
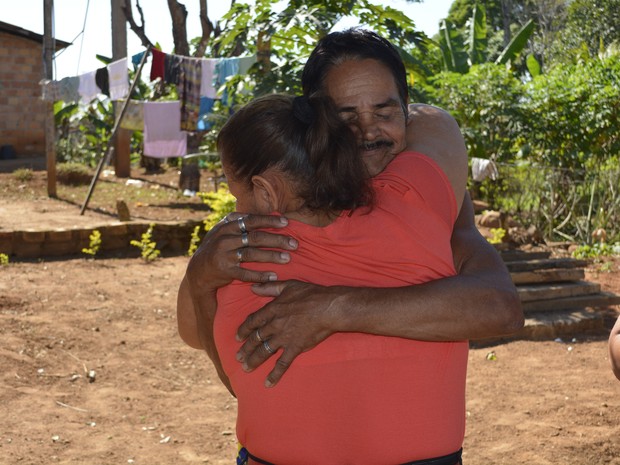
[279,217,288,225]
[242,363,250,372]
[267,273,278,281]
[235,352,243,361]
[235,334,242,342]
[265,379,274,388]
[279,253,290,263]
[288,239,298,249]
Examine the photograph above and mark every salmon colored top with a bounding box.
[215,152,468,464]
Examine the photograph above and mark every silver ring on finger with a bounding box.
[263,340,275,354]
[241,232,249,247]
[256,329,264,343]
[237,216,248,234]
[236,249,243,264]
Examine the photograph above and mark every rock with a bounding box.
[116,199,131,221]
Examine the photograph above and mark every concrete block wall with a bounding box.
[0,32,46,157]
[0,219,204,259]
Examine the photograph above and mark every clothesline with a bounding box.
[41,48,257,158]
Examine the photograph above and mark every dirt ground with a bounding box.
[1,167,620,464]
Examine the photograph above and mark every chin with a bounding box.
[362,150,396,177]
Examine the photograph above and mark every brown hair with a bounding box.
[217,93,372,213]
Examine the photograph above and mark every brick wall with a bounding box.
[0,32,46,157]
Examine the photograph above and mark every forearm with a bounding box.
[177,276,234,395]
[331,270,520,341]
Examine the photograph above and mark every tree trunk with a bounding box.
[501,0,512,47]
[122,0,154,49]
[167,0,190,56]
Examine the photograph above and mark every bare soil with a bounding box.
[1,167,620,464]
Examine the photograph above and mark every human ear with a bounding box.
[250,175,279,213]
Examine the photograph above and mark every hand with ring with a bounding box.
[185,212,299,293]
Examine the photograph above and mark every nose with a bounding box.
[356,113,380,140]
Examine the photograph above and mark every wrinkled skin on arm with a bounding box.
[234,104,523,387]
[609,316,620,380]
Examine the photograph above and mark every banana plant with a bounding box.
[439,3,535,74]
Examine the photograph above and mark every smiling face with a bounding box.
[323,58,408,177]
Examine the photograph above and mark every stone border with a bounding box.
[0,219,204,259]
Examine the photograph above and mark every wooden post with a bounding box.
[111,0,131,178]
[43,0,56,197]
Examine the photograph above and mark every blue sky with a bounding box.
[4,0,453,79]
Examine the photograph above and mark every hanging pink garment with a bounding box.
[143,101,187,158]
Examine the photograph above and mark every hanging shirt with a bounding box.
[214,57,239,105]
[108,58,129,100]
[179,57,202,131]
[199,58,219,98]
[143,101,187,158]
[78,70,100,103]
[164,54,183,85]
[150,48,166,81]
[238,55,257,75]
[197,97,216,131]
[95,67,110,96]
[471,157,499,181]
[41,76,80,103]
[132,51,145,69]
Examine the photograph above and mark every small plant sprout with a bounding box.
[187,224,203,257]
[82,230,102,257]
[0,253,9,265]
[488,228,506,244]
[131,223,161,262]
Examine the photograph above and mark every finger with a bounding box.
[240,229,298,251]
[225,214,290,234]
[236,327,271,365]
[236,311,270,343]
[251,281,288,297]
[264,352,296,388]
[240,337,278,373]
[239,246,292,264]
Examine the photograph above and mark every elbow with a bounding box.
[493,285,524,337]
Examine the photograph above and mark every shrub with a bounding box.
[56,163,93,186]
[12,168,33,182]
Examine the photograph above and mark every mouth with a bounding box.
[360,140,393,152]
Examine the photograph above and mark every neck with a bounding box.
[283,208,338,227]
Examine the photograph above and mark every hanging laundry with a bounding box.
[164,54,183,85]
[197,97,216,131]
[95,67,110,96]
[143,101,187,158]
[471,157,499,182]
[199,58,219,98]
[179,57,202,131]
[214,57,240,105]
[238,55,257,75]
[120,100,144,132]
[132,51,145,69]
[150,48,166,81]
[107,58,129,100]
[78,70,100,103]
[40,76,80,102]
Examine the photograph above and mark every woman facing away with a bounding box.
[178,93,466,465]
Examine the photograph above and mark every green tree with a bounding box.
[427,63,524,162]
[551,0,620,63]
